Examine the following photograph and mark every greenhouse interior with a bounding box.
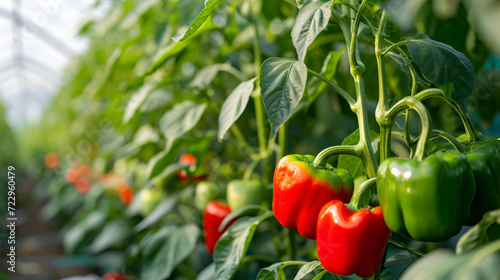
[1,0,500,279]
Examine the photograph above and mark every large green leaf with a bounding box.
[140,89,173,113]
[64,210,108,254]
[218,77,257,141]
[141,224,200,279]
[401,240,500,279]
[387,53,430,89]
[140,225,178,257]
[197,263,216,280]
[296,0,312,9]
[123,82,155,124]
[291,0,333,63]
[408,34,474,112]
[294,261,323,280]
[307,48,345,107]
[260,58,308,139]
[142,21,216,77]
[338,129,379,178]
[144,139,183,179]
[173,0,222,42]
[214,211,274,280]
[190,64,247,90]
[160,100,207,141]
[256,261,307,280]
[381,253,419,280]
[134,191,181,232]
[456,209,500,254]
[89,219,132,253]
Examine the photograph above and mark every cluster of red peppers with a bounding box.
[273,135,500,277]
[273,154,391,277]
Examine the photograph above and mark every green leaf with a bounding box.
[296,0,331,9]
[197,263,216,280]
[218,205,268,232]
[381,253,419,280]
[256,261,307,280]
[150,162,186,185]
[214,211,274,280]
[291,0,333,63]
[144,139,183,180]
[140,225,178,257]
[119,0,160,30]
[142,21,216,77]
[89,219,132,253]
[159,100,207,141]
[387,53,429,88]
[190,64,246,90]
[296,0,312,9]
[260,58,308,139]
[308,48,345,107]
[123,82,155,124]
[140,89,173,113]
[173,0,222,42]
[141,224,200,279]
[312,271,329,280]
[338,129,379,178]
[133,125,160,146]
[134,192,180,232]
[218,77,257,141]
[456,209,500,254]
[294,261,323,280]
[64,210,107,254]
[408,34,475,112]
[401,240,500,279]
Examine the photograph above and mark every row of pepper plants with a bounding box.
[31,0,500,279]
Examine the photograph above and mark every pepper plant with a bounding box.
[25,0,500,279]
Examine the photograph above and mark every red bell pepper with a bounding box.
[102,271,124,280]
[177,153,208,183]
[203,201,235,255]
[317,200,391,278]
[273,155,354,239]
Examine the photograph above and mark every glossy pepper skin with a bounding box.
[377,151,475,242]
[203,201,234,255]
[273,154,354,239]
[317,200,391,278]
[458,134,500,150]
[465,144,500,224]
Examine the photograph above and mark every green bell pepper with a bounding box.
[465,144,500,224]
[139,188,165,216]
[227,179,265,211]
[195,182,226,211]
[377,151,475,242]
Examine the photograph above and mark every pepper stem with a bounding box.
[350,177,376,208]
[415,89,479,142]
[431,129,468,153]
[313,145,360,168]
[383,97,431,161]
